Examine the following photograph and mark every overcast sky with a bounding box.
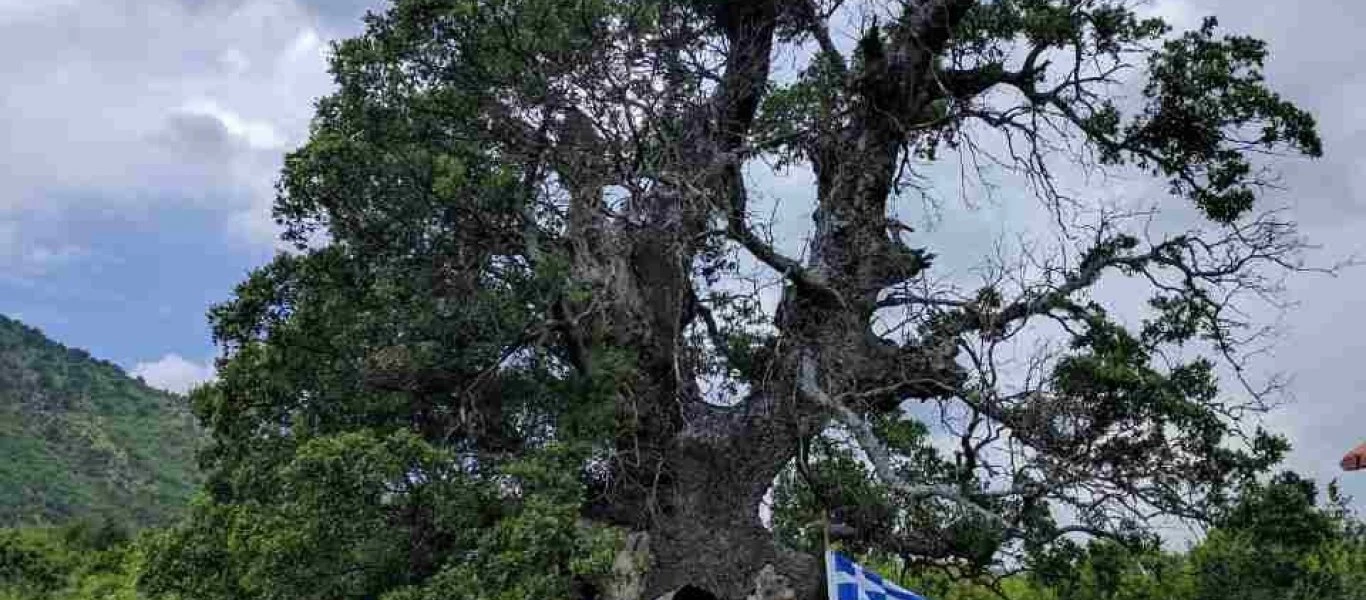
[2,0,1363,515]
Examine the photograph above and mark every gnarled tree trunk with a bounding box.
[554,4,979,599]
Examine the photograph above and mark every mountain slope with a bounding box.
[0,315,201,527]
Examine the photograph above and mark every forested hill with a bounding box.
[0,314,200,527]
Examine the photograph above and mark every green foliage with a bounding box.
[0,315,200,528]
[775,467,1366,600]
[0,529,65,596]
[1187,473,1365,600]
[943,3,1321,224]
[379,446,621,600]
[772,435,898,556]
[1043,317,1286,499]
[771,419,999,566]
[0,519,142,600]
[142,438,620,600]
[952,0,1170,58]
[1136,17,1321,222]
[135,2,653,597]
[129,0,1328,597]
[1024,473,1366,600]
[1028,539,1193,600]
[0,485,1352,600]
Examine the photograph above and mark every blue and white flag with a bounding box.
[826,551,927,600]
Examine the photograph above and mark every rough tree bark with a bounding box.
[549,2,984,598]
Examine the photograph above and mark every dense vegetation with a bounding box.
[0,315,200,528]
[129,0,1338,597]
[2,471,1364,599]
[0,0,1352,598]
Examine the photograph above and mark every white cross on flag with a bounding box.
[825,551,927,600]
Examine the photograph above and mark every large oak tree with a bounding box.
[143,1,1332,599]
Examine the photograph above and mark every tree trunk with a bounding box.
[570,3,981,597]
[644,511,819,600]
[636,440,823,600]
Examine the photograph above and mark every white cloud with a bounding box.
[283,27,325,64]
[219,48,251,75]
[131,353,216,394]
[1138,0,1200,30]
[0,0,344,253]
[179,98,286,150]
[0,216,88,278]
[0,0,77,24]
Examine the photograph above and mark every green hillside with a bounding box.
[0,315,201,527]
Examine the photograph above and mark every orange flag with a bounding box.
[1344,442,1366,472]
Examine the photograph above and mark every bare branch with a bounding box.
[797,351,1012,530]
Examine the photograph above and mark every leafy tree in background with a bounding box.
[1187,474,1366,600]
[142,0,1334,598]
[1022,473,1366,600]
[0,518,142,600]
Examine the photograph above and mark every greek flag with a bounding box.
[826,551,927,600]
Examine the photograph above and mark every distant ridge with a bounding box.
[0,314,201,527]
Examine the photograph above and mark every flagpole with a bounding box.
[821,510,831,600]
[821,510,830,556]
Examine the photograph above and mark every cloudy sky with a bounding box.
[0,0,372,388]
[2,0,1364,513]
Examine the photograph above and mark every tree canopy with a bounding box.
[141,1,1332,598]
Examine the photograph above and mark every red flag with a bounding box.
[1343,443,1366,472]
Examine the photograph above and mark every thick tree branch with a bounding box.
[796,351,1012,530]
[728,222,847,308]
[894,0,980,59]
[709,0,779,147]
[937,60,1045,100]
[793,0,848,77]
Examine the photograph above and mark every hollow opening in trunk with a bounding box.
[670,584,721,600]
